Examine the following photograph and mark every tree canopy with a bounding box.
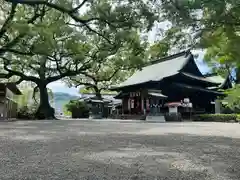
[158,0,240,79]
[65,30,147,98]
[0,0,159,119]
[158,0,240,110]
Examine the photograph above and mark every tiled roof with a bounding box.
[115,51,191,88]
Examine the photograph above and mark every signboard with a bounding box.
[183,98,190,103]
[169,107,178,113]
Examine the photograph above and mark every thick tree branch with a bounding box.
[1,57,39,82]
[46,60,92,83]
[0,72,14,79]
[0,34,25,55]
[47,53,95,83]
[14,77,24,84]
[103,68,120,82]
[4,66,38,82]
[74,67,119,89]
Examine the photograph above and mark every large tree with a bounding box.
[0,0,158,119]
[66,31,147,99]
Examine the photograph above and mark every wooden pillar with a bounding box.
[215,99,221,114]
[146,99,149,112]
[8,99,12,119]
[128,98,131,114]
[4,99,8,120]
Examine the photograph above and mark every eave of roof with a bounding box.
[205,75,225,84]
[205,74,233,90]
[173,83,224,96]
[180,72,221,85]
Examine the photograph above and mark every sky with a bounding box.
[47,81,80,96]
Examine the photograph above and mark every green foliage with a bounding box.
[148,41,169,60]
[15,88,33,108]
[193,114,237,122]
[159,0,240,79]
[224,85,240,112]
[17,106,37,120]
[63,105,71,116]
[237,114,240,122]
[66,31,147,97]
[65,100,84,112]
[65,100,89,118]
[0,0,158,119]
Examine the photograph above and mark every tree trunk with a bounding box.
[96,91,102,100]
[35,83,55,119]
[94,87,102,100]
[93,87,104,118]
[236,67,240,84]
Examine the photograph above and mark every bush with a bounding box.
[17,106,36,120]
[221,106,235,114]
[65,100,89,118]
[193,114,237,122]
[237,114,240,122]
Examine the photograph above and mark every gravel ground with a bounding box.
[0,120,239,180]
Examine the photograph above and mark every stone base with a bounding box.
[89,114,103,119]
[146,115,166,122]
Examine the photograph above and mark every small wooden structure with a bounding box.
[79,96,121,119]
[0,83,21,120]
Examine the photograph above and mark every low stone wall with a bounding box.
[146,115,166,122]
[109,114,146,120]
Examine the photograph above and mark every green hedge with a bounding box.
[193,114,237,122]
[237,114,240,122]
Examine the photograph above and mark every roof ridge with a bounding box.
[147,50,189,67]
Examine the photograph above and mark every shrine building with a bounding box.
[112,50,232,116]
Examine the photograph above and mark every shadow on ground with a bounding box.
[0,121,239,180]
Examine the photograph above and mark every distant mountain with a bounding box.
[52,92,79,112]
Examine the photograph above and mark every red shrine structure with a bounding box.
[112,50,232,116]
